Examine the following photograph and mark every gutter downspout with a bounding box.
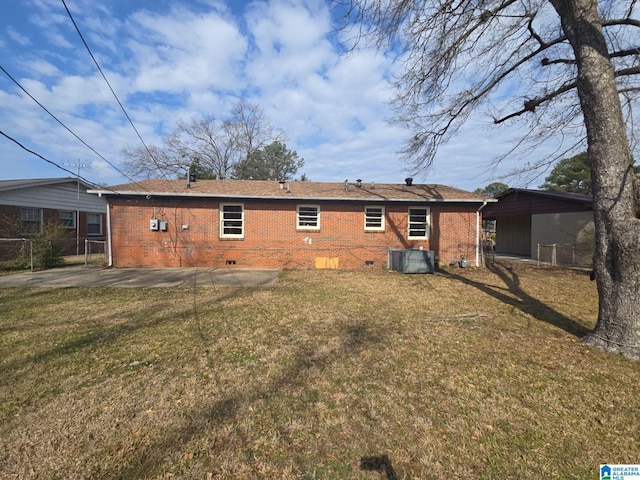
[475,200,488,267]
[106,200,113,267]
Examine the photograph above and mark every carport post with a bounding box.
[475,200,488,267]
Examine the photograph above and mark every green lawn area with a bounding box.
[1,261,638,479]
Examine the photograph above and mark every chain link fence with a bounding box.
[1,237,107,270]
[537,243,593,268]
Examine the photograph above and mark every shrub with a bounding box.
[33,222,66,269]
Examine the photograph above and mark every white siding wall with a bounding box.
[0,182,106,212]
[531,211,594,259]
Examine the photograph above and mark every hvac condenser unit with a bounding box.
[388,249,435,274]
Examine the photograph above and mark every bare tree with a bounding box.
[121,143,183,180]
[230,99,285,163]
[122,99,284,180]
[171,116,239,180]
[339,0,640,357]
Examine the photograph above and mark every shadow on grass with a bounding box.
[441,260,589,337]
[360,454,398,480]
[0,287,255,384]
[103,318,384,479]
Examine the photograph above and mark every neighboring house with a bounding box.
[482,188,594,263]
[0,178,107,258]
[89,179,494,269]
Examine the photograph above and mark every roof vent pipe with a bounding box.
[279,180,286,190]
[344,179,349,191]
[356,179,362,188]
[405,177,413,186]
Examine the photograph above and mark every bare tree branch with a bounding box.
[121,99,283,180]
[603,18,640,28]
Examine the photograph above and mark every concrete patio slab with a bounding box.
[0,266,281,288]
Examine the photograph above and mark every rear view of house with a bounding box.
[90,179,492,270]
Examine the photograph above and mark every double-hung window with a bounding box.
[220,204,244,238]
[59,210,76,229]
[364,206,385,231]
[87,213,103,236]
[21,207,42,234]
[408,207,429,239]
[297,205,320,229]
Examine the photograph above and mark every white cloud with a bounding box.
[6,27,31,46]
[25,59,61,77]
[127,7,247,93]
[245,0,334,89]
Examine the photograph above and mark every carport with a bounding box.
[482,189,593,259]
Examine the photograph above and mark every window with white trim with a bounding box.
[408,207,429,239]
[21,207,42,234]
[220,204,244,238]
[59,210,76,229]
[87,213,103,236]
[297,205,320,229]
[364,206,385,231]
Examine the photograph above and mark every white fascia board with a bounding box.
[88,189,497,204]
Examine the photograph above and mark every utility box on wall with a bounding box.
[388,249,435,274]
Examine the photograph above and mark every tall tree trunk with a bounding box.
[550,0,640,358]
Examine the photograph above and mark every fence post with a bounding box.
[552,244,557,266]
[84,239,88,267]
[537,244,540,266]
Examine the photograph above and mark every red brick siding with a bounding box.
[108,199,480,269]
[431,205,481,265]
[0,205,106,259]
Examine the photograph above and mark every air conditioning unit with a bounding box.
[388,249,435,274]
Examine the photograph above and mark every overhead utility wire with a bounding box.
[60,0,178,192]
[0,64,145,191]
[0,130,97,185]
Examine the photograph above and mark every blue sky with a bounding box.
[1,0,566,191]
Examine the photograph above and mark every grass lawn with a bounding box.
[0,261,638,479]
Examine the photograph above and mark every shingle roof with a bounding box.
[495,188,593,203]
[0,177,94,192]
[90,179,492,203]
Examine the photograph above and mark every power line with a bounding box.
[0,129,136,197]
[0,64,144,189]
[60,0,178,191]
[0,129,97,185]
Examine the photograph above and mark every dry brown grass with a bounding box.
[1,261,638,479]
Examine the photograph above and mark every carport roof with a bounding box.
[483,188,593,218]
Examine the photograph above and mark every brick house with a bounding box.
[89,179,493,269]
[0,178,107,259]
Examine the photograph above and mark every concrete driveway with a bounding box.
[0,266,281,288]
